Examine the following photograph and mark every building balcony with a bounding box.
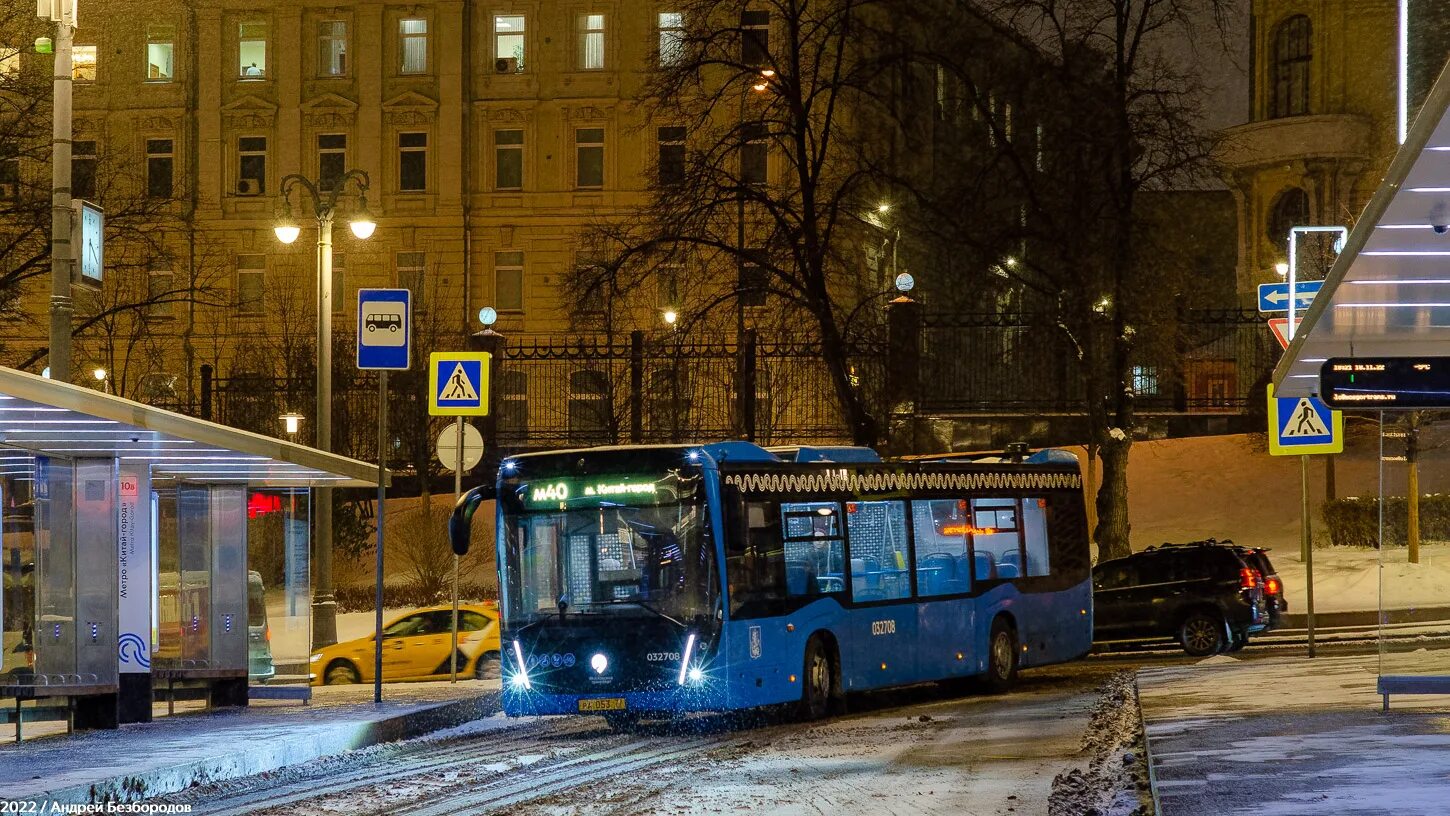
[1216,114,1375,171]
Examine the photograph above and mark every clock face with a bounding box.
[80,204,103,284]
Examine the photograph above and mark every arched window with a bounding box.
[1268,188,1310,249]
[1271,15,1312,118]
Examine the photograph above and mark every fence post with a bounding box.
[630,330,644,443]
[199,364,213,420]
[885,297,921,417]
[737,328,757,442]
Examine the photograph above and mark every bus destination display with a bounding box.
[1320,357,1450,408]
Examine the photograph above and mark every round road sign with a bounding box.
[436,422,485,472]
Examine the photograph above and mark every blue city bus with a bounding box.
[449,442,1092,724]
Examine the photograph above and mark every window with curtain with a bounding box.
[495,15,525,69]
[579,14,605,70]
[1271,15,1311,119]
[400,18,428,74]
[318,20,347,77]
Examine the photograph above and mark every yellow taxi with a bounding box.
[310,602,501,685]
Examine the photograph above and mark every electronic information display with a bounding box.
[1320,357,1450,409]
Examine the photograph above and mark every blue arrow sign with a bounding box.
[357,289,412,370]
[1258,280,1323,313]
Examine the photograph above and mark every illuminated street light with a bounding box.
[663,309,679,326]
[1275,261,1289,277]
[91,367,106,382]
[877,203,891,214]
[274,168,376,649]
[280,412,304,436]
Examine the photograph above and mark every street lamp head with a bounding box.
[280,412,304,436]
[760,68,776,78]
[663,309,679,326]
[350,194,377,240]
[92,367,106,382]
[274,198,302,244]
[876,202,891,214]
[1275,261,1289,277]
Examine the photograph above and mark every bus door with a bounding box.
[841,500,918,688]
[910,499,975,679]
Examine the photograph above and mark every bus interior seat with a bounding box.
[973,552,995,581]
[919,554,953,594]
[1000,550,1023,569]
[786,563,810,595]
[996,562,1020,579]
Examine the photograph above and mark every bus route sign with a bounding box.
[357,289,412,370]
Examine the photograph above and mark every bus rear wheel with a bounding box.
[799,637,835,721]
[982,619,1018,694]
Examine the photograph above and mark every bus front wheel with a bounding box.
[799,637,835,721]
[983,619,1018,694]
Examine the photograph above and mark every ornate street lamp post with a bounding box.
[274,170,376,648]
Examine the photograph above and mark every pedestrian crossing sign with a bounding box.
[1268,384,1342,456]
[429,352,491,416]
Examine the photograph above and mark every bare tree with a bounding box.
[572,0,900,445]
[904,0,1232,559]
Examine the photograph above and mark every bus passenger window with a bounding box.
[845,500,909,602]
[1022,497,1051,577]
[911,499,971,595]
[781,502,846,597]
[971,499,1024,579]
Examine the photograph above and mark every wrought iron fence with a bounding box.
[194,309,1270,460]
[917,309,1277,413]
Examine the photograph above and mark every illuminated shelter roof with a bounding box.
[1274,61,1450,399]
[0,366,384,488]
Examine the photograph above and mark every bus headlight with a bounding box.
[510,639,532,690]
[687,666,704,684]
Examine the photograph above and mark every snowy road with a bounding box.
[156,663,1122,816]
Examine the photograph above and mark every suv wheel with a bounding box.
[1179,612,1226,657]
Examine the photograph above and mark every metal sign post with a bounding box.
[451,415,462,683]
[1301,454,1316,658]
[357,289,411,703]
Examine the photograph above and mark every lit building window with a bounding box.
[73,44,97,81]
[658,12,684,66]
[400,18,428,75]
[147,25,175,81]
[495,15,525,70]
[579,14,605,70]
[318,21,347,77]
[0,47,19,76]
[239,22,267,78]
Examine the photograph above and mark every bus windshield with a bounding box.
[501,488,715,626]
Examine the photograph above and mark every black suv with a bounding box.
[1093,541,1269,656]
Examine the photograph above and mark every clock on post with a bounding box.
[72,199,104,289]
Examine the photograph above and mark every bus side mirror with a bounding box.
[449,484,495,556]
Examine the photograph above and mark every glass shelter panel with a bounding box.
[245,488,310,683]
[1378,412,1450,692]
[1,451,38,682]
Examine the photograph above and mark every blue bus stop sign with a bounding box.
[357,289,411,370]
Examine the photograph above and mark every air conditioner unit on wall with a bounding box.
[236,178,262,196]
[495,57,519,74]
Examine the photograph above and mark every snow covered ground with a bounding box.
[1139,652,1450,815]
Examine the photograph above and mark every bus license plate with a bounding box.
[578,697,626,713]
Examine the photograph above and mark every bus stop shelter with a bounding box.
[0,365,380,733]
[1274,61,1450,705]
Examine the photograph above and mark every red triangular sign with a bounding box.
[1268,317,1301,350]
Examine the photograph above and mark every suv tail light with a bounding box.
[1239,568,1260,590]
[1265,576,1281,596]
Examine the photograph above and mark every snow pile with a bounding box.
[1049,672,1153,816]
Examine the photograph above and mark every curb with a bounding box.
[1280,606,1450,629]
[1134,673,1163,816]
[35,693,499,806]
